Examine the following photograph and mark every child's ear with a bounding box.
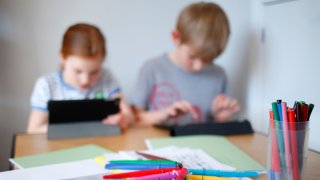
[59,52,66,68]
[171,29,181,46]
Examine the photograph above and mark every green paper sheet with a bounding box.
[10,144,111,168]
[146,135,265,171]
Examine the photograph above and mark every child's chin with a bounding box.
[188,69,201,73]
[77,85,90,90]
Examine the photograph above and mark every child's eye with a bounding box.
[188,53,197,59]
[90,70,99,76]
[75,69,82,74]
[189,55,198,61]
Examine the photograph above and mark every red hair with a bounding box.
[61,23,106,60]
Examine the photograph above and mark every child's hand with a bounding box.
[102,112,128,130]
[164,100,199,121]
[102,94,134,130]
[212,94,240,122]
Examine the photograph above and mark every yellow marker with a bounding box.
[94,156,123,177]
[110,169,122,174]
[94,156,106,167]
[188,175,237,180]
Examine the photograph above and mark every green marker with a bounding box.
[307,103,314,121]
[271,102,286,170]
[109,160,177,165]
[272,102,280,120]
[108,159,183,168]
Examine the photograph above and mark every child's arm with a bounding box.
[134,100,199,126]
[211,94,240,122]
[27,110,48,134]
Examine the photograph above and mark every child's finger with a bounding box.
[168,101,199,120]
[178,101,193,112]
[230,99,239,109]
[167,107,178,117]
[212,94,226,111]
[102,114,121,124]
[170,101,187,113]
[179,101,199,120]
[221,97,232,109]
[229,99,237,107]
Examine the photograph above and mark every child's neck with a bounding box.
[61,71,88,91]
[168,50,183,69]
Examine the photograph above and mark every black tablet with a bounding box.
[48,98,120,124]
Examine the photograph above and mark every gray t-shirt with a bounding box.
[31,68,120,111]
[130,54,230,125]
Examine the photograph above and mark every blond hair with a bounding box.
[61,23,106,60]
[176,2,230,64]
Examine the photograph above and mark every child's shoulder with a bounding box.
[101,67,114,76]
[203,63,227,78]
[32,72,60,94]
[36,72,59,83]
[208,63,225,72]
[100,67,118,83]
[143,54,166,66]
[140,54,169,71]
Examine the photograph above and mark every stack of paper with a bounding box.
[3,135,265,179]
[121,146,235,170]
[145,135,265,171]
[9,144,111,169]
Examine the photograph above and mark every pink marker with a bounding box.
[281,102,292,178]
[128,168,188,180]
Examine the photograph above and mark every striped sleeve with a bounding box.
[30,77,51,111]
[103,68,121,99]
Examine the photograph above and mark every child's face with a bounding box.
[175,44,206,72]
[61,55,103,90]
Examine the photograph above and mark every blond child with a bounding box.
[27,23,132,133]
[130,2,240,125]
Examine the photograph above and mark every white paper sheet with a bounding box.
[120,146,235,170]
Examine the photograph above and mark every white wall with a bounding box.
[247,0,320,151]
[0,0,252,171]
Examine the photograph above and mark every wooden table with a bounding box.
[13,126,320,179]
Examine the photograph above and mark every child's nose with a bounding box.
[80,74,90,86]
[192,59,203,71]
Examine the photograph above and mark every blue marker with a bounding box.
[188,169,260,178]
[277,99,282,121]
[105,163,178,170]
[277,103,283,121]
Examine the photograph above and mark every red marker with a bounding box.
[301,104,309,122]
[269,111,280,173]
[295,103,302,122]
[103,167,181,179]
[288,108,299,180]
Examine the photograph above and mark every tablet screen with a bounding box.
[48,98,120,124]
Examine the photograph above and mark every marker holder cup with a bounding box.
[267,120,309,180]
